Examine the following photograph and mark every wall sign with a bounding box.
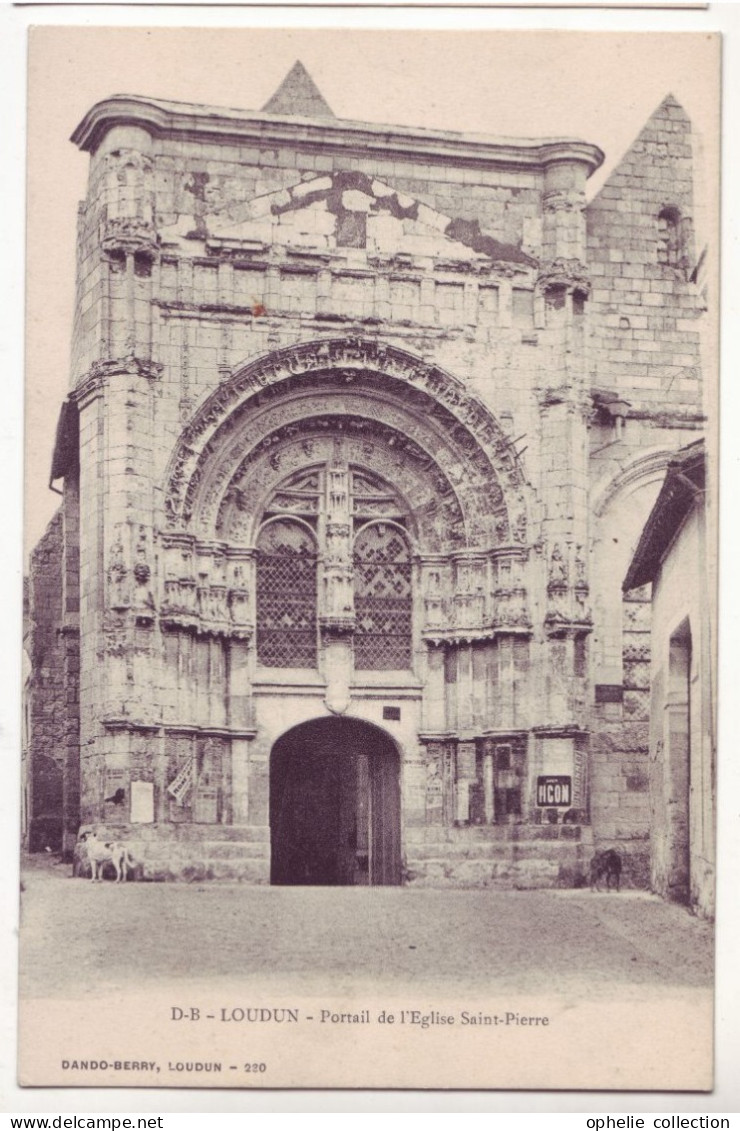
[130,780,154,823]
[536,775,572,807]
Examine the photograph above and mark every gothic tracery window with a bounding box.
[353,522,413,670]
[254,464,414,671]
[256,518,319,668]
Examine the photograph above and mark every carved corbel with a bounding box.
[536,258,591,299]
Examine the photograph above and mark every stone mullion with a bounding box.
[321,466,353,714]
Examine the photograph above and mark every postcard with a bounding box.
[19,26,719,1092]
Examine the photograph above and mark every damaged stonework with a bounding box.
[164,169,536,266]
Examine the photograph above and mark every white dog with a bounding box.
[80,831,134,883]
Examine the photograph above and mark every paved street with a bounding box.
[20,853,712,1002]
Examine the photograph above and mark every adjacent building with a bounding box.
[624,441,714,917]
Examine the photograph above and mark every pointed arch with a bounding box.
[164,338,530,554]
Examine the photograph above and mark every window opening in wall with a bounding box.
[134,252,152,278]
[657,205,682,268]
[353,522,413,670]
[108,249,126,274]
[256,519,319,668]
[255,465,414,671]
[544,284,567,324]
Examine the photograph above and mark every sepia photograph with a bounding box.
[18,24,720,1093]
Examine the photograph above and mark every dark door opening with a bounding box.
[666,619,692,904]
[270,717,401,886]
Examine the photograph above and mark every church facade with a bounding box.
[27,65,708,889]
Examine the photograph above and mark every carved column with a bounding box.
[536,161,594,796]
[320,465,355,714]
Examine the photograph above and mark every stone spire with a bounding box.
[261,61,335,118]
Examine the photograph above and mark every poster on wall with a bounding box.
[19,24,720,1093]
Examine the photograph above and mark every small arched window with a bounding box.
[256,519,318,668]
[353,522,413,670]
[657,206,682,267]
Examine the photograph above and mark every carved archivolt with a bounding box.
[215,414,471,553]
[164,338,529,551]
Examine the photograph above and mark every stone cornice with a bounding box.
[531,725,587,737]
[73,356,163,408]
[423,625,533,645]
[72,94,604,177]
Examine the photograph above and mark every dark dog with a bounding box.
[589,848,622,892]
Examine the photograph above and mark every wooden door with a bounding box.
[370,747,401,885]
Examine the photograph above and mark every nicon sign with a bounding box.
[536,776,572,807]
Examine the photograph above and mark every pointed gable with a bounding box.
[585,92,702,415]
[262,61,335,119]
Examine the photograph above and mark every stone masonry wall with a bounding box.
[27,511,66,851]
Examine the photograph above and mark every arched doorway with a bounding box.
[270,718,401,886]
